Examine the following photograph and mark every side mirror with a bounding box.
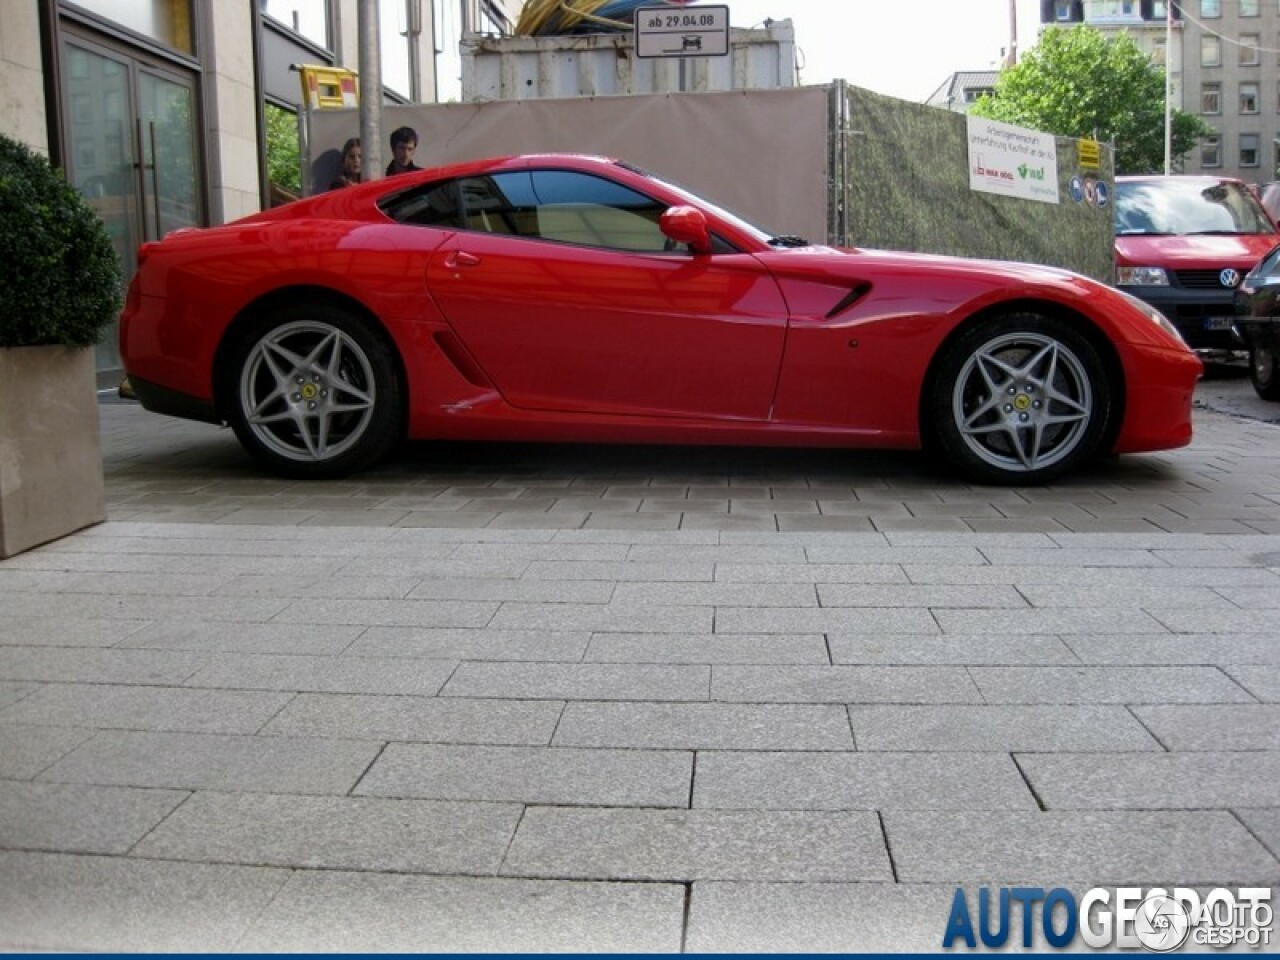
[660,205,713,254]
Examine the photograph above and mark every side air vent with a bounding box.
[825,283,871,319]
[432,331,495,388]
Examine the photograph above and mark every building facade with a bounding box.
[1044,0,1280,182]
[0,0,518,383]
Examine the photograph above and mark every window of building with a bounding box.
[1242,81,1261,112]
[70,0,195,55]
[1154,37,1167,65]
[1202,135,1222,167]
[1241,0,1260,14]
[1204,82,1222,113]
[1202,35,1222,66]
[1085,0,1139,17]
[1242,133,1261,166]
[380,0,414,100]
[1054,0,1075,17]
[261,0,331,50]
[1202,0,1222,14]
[1241,34,1262,65]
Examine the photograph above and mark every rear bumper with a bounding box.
[129,375,221,425]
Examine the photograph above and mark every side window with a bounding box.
[460,169,673,252]
[378,179,461,227]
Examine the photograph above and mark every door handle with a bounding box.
[446,251,481,268]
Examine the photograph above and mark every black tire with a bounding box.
[221,302,405,479]
[927,313,1113,485]
[1250,345,1280,401]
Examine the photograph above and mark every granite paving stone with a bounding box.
[0,851,290,952]
[0,617,149,648]
[114,621,364,655]
[1224,665,1280,701]
[714,607,941,634]
[711,665,981,704]
[38,730,380,794]
[933,608,1167,635]
[500,807,891,882]
[521,560,713,581]
[354,743,691,806]
[440,662,709,701]
[0,781,187,855]
[0,684,36,710]
[261,693,564,744]
[0,684,291,735]
[685,882,974,953]
[901,564,1280,586]
[846,705,1163,752]
[1017,752,1280,809]
[212,574,420,599]
[0,593,290,622]
[0,648,209,685]
[552,701,854,751]
[829,634,1080,665]
[1065,634,1280,666]
[0,724,98,779]
[713,562,907,583]
[816,584,1027,608]
[277,597,498,629]
[181,653,457,696]
[1132,705,1280,750]
[968,666,1256,704]
[1235,809,1280,861]
[692,751,1037,810]
[133,791,521,873]
[404,579,614,603]
[237,871,684,953]
[486,601,712,633]
[583,632,829,665]
[884,810,1280,883]
[344,627,590,661]
[609,582,817,606]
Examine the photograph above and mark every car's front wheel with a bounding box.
[223,303,405,479]
[927,313,1112,485]
[1250,344,1280,401]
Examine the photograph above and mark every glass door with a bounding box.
[61,37,202,380]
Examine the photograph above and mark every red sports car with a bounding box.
[121,153,1202,485]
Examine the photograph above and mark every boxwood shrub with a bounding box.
[0,132,121,348]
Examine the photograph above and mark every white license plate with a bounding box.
[1204,317,1235,331]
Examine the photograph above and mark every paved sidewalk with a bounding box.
[0,394,1278,951]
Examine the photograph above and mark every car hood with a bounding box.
[1114,233,1278,267]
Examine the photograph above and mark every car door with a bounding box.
[425,168,789,421]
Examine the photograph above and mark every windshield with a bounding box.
[617,161,777,245]
[1115,178,1276,236]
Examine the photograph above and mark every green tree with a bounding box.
[264,102,301,197]
[971,25,1211,175]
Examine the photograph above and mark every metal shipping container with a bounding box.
[460,19,797,101]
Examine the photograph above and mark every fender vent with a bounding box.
[826,283,872,319]
[432,331,494,388]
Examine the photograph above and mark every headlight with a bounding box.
[1115,289,1188,347]
[1116,266,1170,286]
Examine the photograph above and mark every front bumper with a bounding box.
[1119,284,1243,351]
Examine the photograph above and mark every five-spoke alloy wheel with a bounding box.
[929,313,1112,485]
[224,303,404,479]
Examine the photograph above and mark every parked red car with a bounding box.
[121,154,1202,485]
[1115,174,1278,352]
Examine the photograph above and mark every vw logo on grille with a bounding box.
[1221,268,1242,288]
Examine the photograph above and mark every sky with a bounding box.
[721,0,1044,101]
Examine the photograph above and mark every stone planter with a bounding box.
[0,345,106,558]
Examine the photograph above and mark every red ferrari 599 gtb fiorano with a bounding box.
[120,154,1203,485]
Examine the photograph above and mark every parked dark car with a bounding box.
[1233,242,1280,399]
[1116,175,1278,353]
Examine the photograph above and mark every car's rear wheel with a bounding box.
[927,313,1112,485]
[223,303,405,479]
[1250,344,1280,401]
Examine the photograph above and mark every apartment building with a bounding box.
[0,0,518,382]
[1044,0,1280,181]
